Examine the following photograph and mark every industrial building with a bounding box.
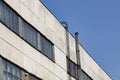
[0,0,112,80]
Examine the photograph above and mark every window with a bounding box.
[67,58,77,79]
[0,0,4,23]
[41,36,53,60]
[22,20,28,40]
[78,70,92,80]
[9,8,14,30]
[1,58,42,80]
[41,36,47,55]
[0,0,54,61]
[21,19,37,48]
[2,59,22,80]
[47,42,53,59]
[30,75,40,80]
[30,26,37,48]
[4,4,10,27]
[14,13,19,34]
[1,1,19,34]
[37,33,42,51]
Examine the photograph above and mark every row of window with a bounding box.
[1,58,92,80]
[0,0,93,80]
[2,59,22,80]
[67,58,77,79]
[67,58,92,80]
[79,70,92,80]
[1,58,41,80]
[0,0,54,60]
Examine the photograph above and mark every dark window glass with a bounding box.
[0,0,54,61]
[13,76,16,80]
[0,0,5,23]
[32,28,37,48]
[29,26,37,48]
[14,13,19,34]
[2,59,22,80]
[27,24,31,43]
[30,75,39,80]
[42,37,47,54]
[79,71,92,80]
[7,62,12,73]
[3,71,7,80]
[7,73,12,80]
[2,59,7,70]
[78,70,81,80]
[9,9,14,30]
[70,62,75,76]
[22,22,37,48]
[4,4,10,27]
[16,67,21,78]
[41,36,53,59]
[22,20,27,40]
[67,58,77,79]
[12,65,17,76]
[47,42,53,59]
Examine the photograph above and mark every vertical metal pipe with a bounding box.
[61,22,71,80]
[61,22,70,58]
[75,32,81,80]
[75,32,81,68]
[65,27,70,58]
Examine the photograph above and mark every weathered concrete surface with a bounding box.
[0,0,112,80]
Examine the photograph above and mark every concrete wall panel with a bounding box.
[54,46,67,71]
[69,33,77,63]
[79,45,111,80]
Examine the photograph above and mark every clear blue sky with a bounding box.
[41,0,120,80]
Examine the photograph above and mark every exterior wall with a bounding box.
[0,0,112,80]
[79,45,111,80]
[0,23,67,80]
[69,33,77,64]
[4,0,67,55]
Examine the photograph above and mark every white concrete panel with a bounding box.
[0,22,67,79]
[23,55,62,80]
[22,40,67,80]
[69,33,77,63]
[4,0,21,14]
[79,45,112,80]
[4,0,67,55]
[21,0,45,23]
[0,23,23,52]
[0,38,24,69]
[44,10,67,54]
[54,46,67,71]
[20,3,33,25]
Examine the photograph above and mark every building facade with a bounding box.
[0,0,112,80]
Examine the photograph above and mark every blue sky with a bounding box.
[41,0,120,80]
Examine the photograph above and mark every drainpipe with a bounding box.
[75,32,81,80]
[61,22,70,58]
[61,22,71,80]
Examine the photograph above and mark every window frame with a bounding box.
[0,0,55,62]
[67,57,77,79]
[78,70,93,80]
[0,0,5,23]
[2,59,22,80]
